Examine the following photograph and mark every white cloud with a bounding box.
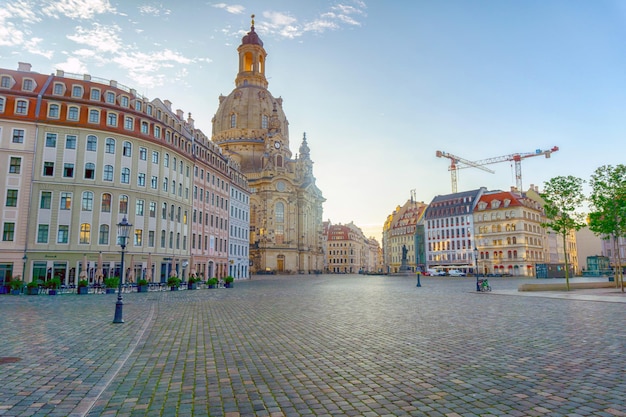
[213,3,246,15]
[0,1,40,47]
[112,49,194,88]
[66,23,123,53]
[24,37,54,59]
[138,4,171,17]
[42,0,116,19]
[55,56,88,73]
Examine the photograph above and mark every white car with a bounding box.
[447,270,466,277]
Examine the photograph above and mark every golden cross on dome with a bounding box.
[251,14,255,27]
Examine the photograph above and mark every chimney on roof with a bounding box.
[176,109,184,120]
[164,100,172,110]
[18,62,32,72]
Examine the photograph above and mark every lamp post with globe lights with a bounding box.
[474,246,480,292]
[113,216,132,324]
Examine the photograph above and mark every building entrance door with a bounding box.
[277,257,284,272]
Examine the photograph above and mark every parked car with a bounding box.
[426,269,446,276]
[448,270,466,277]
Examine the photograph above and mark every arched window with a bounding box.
[122,141,132,157]
[119,195,128,214]
[105,138,115,153]
[99,224,109,245]
[121,168,130,184]
[101,193,112,212]
[80,223,91,244]
[81,191,93,211]
[275,202,284,223]
[230,113,236,128]
[87,135,97,151]
[84,163,95,179]
[103,165,113,181]
[48,103,60,118]
[512,236,517,244]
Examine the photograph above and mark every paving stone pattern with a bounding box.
[1,275,625,416]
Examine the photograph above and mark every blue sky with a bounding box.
[1,0,625,240]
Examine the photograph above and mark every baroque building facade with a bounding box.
[323,221,381,274]
[211,19,325,274]
[0,62,249,286]
[382,196,427,274]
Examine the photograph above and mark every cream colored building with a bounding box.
[211,19,325,274]
[324,221,380,274]
[382,197,428,274]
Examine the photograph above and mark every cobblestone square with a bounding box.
[1,275,625,416]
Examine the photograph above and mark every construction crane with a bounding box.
[436,150,495,193]
[470,146,559,192]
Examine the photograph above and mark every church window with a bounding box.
[262,115,268,129]
[275,202,284,223]
[276,155,283,167]
[230,114,236,128]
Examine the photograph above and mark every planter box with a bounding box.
[105,288,116,294]
[27,287,39,295]
[77,287,89,295]
[11,289,21,295]
[137,285,149,293]
[170,286,179,291]
[48,289,58,295]
[208,284,216,289]
[224,282,233,288]
[187,283,197,290]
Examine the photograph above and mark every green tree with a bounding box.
[541,176,586,291]
[588,164,626,292]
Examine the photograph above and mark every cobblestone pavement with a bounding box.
[1,275,625,417]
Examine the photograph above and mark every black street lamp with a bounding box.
[113,216,132,324]
[474,246,480,292]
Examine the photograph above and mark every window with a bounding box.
[148,231,155,247]
[60,192,72,210]
[121,96,129,107]
[90,88,100,100]
[37,225,49,243]
[6,190,18,207]
[124,116,133,130]
[119,195,129,214]
[57,225,69,244]
[141,121,149,134]
[160,230,166,248]
[1,76,12,88]
[136,199,144,216]
[12,129,24,143]
[81,191,93,211]
[107,112,117,126]
[0,97,4,112]
[86,135,97,151]
[105,137,115,153]
[134,229,142,246]
[101,193,111,212]
[48,103,60,118]
[45,133,57,147]
[105,91,115,103]
[151,151,159,163]
[16,99,28,114]
[149,201,156,217]
[147,105,152,116]
[103,165,113,181]
[262,115,268,129]
[150,176,157,189]
[43,162,54,176]
[122,141,132,156]
[139,147,147,160]
[65,135,77,149]
[88,109,99,123]
[84,162,95,179]
[121,167,130,184]
[72,85,83,97]
[80,223,91,244]
[163,177,168,192]
[161,203,167,219]
[164,154,169,167]
[230,114,236,128]
[40,192,52,209]
[137,173,145,187]
[3,223,15,241]
[154,125,161,138]
[275,202,284,223]
[63,163,74,178]
[22,79,34,91]
[9,157,21,174]
[99,224,109,245]
[67,106,79,121]
[135,101,142,111]
[53,83,64,95]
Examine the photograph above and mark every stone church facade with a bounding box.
[211,18,325,274]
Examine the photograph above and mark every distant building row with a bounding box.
[382,186,578,277]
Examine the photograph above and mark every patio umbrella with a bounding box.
[96,252,104,283]
[145,253,153,282]
[190,254,196,276]
[79,254,88,279]
[127,254,135,283]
